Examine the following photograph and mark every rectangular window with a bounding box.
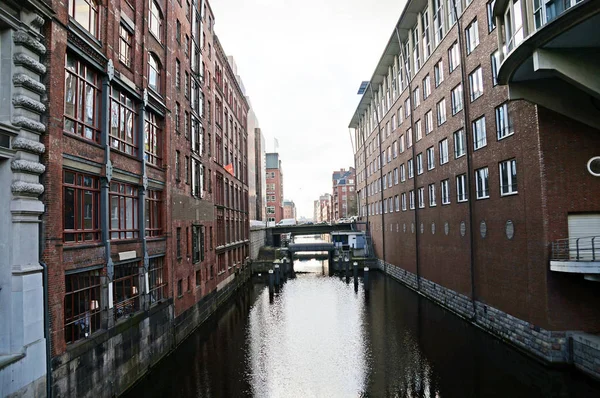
[176,227,182,258]
[425,110,433,134]
[418,187,425,208]
[423,75,431,99]
[415,120,422,141]
[437,99,446,125]
[487,1,497,32]
[64,54,101,142]
[454,129,466,158]
[113,261,140,320]
[192,225,205,263]
[475,167,490,199]
[64,271,101,344]
[148,257,166,303]
[427,147,435,170]
[412,24,421,71]
[404,98,411,118]
[119,25,132,68]
[473,116,487,150]
[109,182,139,239]
[406,128,413,148]
[413,87,420,108]
[393,168,399,184]
[175,102,180,134]
[466,19,480,54]
[402,192,407,211]
[110,87,137,155]
[496,103,514,139]
[409,190,415,209]
[399,134,405,153]
[422,9,431,59]
[175,150,180,180]
[416,153,423,175]
[400,164,406,182]
[435,59,444,86]
[449,42,460,72]
[144,112,162,166]
[429,183,436,206]
[451,84,463,115]
[393,141,398,158]
[63,170,100,243]
[408,159,414,179]
[395,195,400,212]
[456,174,468,202]
[441,179,450,204]
[433,0,444,45]
[177,279,183,297]
[491,50,500,86]
[439,138,449,165]
[469,67,484,101]
[499,159,518,195]
[398,107,404,125]
[505,0,524,51]
[145,190,162,237]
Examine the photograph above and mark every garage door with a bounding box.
[568,214,600,260]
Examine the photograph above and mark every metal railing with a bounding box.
[551,236,600,261]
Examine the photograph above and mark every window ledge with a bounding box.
[63,242,104,251]
[500,191,518,197]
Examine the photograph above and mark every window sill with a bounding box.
[500,191,518,197]
[497,132,514,142]
[63,242,104,250]
[476,196,490,200]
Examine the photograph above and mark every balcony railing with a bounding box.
[551,236,600,261]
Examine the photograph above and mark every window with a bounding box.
[429,184,436,206]
[422,10,431,60]
[451,84,463,115]
[393,141,398,158]
[384,198,388,214]
[472,116,487,150]
[425,111,433,134]
[447,0,461,26]
[145,190,162,237]
[496,103,514,139]
[192,225,205,263]
[184,156,189,183]
[398,107,404,125]
[68,0,99,37]
[469,67,484,101]
[196,270,201,287]
[449,42,460,72]
[409,190,415,209]
[491,50,500,86]
[119,25,132,67]
[456,174,468,202]
[437,99,446,125]
[475,167,490,199]
[64,54,101,142]
[413,87,420,108]
[439,139,449,165]
[110,87,137,155]
[466,19,479,54]
[416,153,423,175]
[185,71,189,97]
[412,24,421,70]
[63,170,100,243]
[499,159,518,195]
[177,279,183,297]
[415,120,422,141]
[64,271,101,344]
[395,195,400,212]
[418,187,425,208]
[402,193,407,211]
[406,128,413,148]
[454,129,466,158]
[504,0,524,52]
[191,160,203,197]
[176,20,181,42]
[175,151,180,180]
[487,1,497,32]
[148,257,166,303]
[400,164,406,182]
[441,179,450,204]
[114,261,140,320]
[149,0,163,42]
[109,182,139,240]
[393,168,399,184]
[433,0,444,45]
[399,135,405,153]
[408,159,414,178]
[427,147,435,170]
[144,112,162,166]
[175,59,181,89]
[176,227,182,258]
[423,75,431,99]
[434,59,444,86]
[404,98,411,118]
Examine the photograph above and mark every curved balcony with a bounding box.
[494,0,600,129]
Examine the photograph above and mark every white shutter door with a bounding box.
[567,214,600,260]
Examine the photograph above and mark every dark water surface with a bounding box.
[125,259,600,398]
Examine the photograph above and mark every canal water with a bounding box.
[125,258,600,397]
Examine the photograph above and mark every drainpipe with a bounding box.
[368,83,387,273]
[451,0,477,318]
[39,261,52,398]
[395,27,420,292]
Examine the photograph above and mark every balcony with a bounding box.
[550,236,600,281]
[494,0,600,129]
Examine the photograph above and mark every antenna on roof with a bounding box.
[357,81,369,95]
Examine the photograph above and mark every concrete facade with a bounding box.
[350,0,600,379]
[0,1,52,396]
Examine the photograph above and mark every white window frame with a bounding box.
[437,98,447,125]
[472,116,487,150]
[439,138,449,165]
[496,103,514,140]
[454,129,466,158]
[451,84,463,115]
[469,67,484,101]
[416,153,423,175]
[429,183,437,207]
[456,174,468,202]
[465,19,479,54]
[499,159,518,195]
[475,167,490,199]
[409,190,415,209]
[427,146,435,170]
[418,187,425,208]
[441,179,450,204]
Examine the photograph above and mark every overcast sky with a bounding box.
[211,0,407,218]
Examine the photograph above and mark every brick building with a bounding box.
[313,193,332,223]
[349,0,600,379]
[32,0,250,395]
[283,200,296,220]
[332,167,356,220]
[266,152,284,223]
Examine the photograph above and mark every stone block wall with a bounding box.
[249,228,266,260]
[572,333,600,381]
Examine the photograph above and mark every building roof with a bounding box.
[266,153,280,169]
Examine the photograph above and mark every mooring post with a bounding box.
[275,263,280,286]
[353,261,358,284]
[364,267,370,292]
[268,269,274,296]
[345,256,350,283]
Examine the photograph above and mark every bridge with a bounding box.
[264,222,358,247]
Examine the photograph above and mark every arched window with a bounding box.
[148,53,161,93]
[68,0,99,37]
[149,1,163,41]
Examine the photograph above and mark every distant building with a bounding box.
[266,153,284,223]
[283,200,297,220]
[314,193,333,223]
[332,168,357,220]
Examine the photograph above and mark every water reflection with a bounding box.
[248,262,367,397]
